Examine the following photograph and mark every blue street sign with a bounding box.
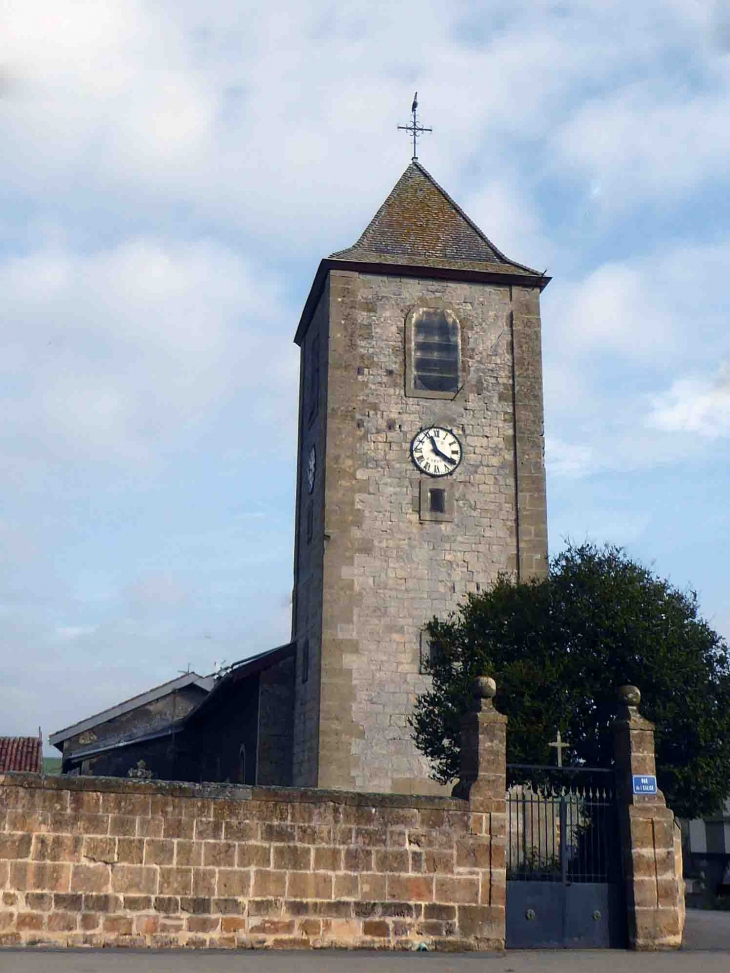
[632,774,657,795]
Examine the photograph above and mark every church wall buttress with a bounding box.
[313,270,547,794]
[511,286,549,580]
[316,270,365,791]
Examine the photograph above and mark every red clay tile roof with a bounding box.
[331,161,540,276]
[0,736,42,773]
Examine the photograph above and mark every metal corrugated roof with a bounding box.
[49,672,215,749]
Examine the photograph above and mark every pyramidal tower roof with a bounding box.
[295,161,548,344]
[330,160,541,277]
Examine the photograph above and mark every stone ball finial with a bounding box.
[618,685,641,706]
[474,675,497,699]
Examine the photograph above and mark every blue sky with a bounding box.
[1,0,729,746]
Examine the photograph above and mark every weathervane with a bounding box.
[398,92,432,161]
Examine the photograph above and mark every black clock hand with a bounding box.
[430,436,456,464]
[429,435,446,458]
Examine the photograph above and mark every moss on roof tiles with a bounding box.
[331,161,540,276]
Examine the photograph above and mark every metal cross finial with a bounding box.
[397,91,432,161]
[549,729,571,768]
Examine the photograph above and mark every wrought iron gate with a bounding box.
[506,766,625,949]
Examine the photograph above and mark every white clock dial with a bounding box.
[411,426,462,477]
[306,444,316,493]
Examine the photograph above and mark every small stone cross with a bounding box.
[549,729,570,768]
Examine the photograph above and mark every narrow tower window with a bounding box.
[308,333,320,422]
[419,480,454,522]
[301,639,310,683]
[405,308,461,398]
[412,309,460,393]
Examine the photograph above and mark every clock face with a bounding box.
[306,444,316,493]
[411,426,462,477]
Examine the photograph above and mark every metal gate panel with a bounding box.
[564,883,624,948]
[507,883,564,948]
[505,766,625,949]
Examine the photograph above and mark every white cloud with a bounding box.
[541,239,730,485]
[1,0,724,258]
[55,624,97,641]
[554,85,730,207]
[466,179,554,272]
[0,238,295,467]
[547,240,730,387]
[547,2,730,208]
[552,262,679,363]
[546,438,595,480]
[648,363,730,438]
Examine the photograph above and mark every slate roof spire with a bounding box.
[331,161,541,277]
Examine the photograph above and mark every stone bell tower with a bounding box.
[290,161,549,793]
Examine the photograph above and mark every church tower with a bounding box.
[291,162,549,793]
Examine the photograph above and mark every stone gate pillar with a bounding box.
[612,685,685,950]
[454,676,507,949]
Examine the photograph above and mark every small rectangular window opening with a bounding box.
[420,631,445,673]
[301,639,309,683]
[429,638,444,667]
[429,488,446,514]
[306,502,314,543]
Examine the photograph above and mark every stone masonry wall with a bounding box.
[307,270,547,794]
[0,773,505,950]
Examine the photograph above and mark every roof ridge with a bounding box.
[330,163,415,258]
[409,161,541,276]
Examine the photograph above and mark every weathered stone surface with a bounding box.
[122,895,152,911]
[84,894,120,913]
[110,865,157,895]
[0,773,504,950]
[292,260,548,795]
[0,833,31,860]
[70,863,110,894]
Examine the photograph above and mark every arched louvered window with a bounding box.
[406,309,461,396]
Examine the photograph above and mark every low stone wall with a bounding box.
[0,772,505,950]
[0,680,686,952]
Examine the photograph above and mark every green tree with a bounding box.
[410,542,730,819]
